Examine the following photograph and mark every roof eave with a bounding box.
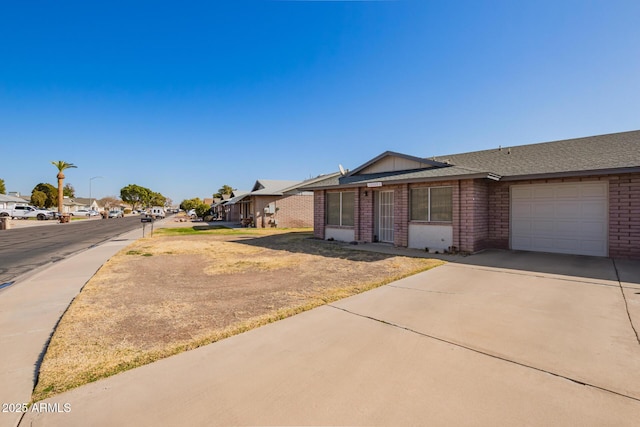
[307,172,493,190]
[499,167,640,181]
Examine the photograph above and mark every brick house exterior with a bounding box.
[306,131,640,260]
[225,175,339,228]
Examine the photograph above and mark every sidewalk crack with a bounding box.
[328,304,640,403]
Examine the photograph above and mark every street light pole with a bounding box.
[89,176,103,211]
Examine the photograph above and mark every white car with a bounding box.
[0,205,55,220]
[71,209,99,217]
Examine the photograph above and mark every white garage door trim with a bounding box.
[510,182,608,257]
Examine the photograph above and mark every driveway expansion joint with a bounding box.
[445,262,623,290]
[612,259,640,347]
[387,284,458,295]
[327,304,640,404]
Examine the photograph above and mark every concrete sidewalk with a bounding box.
[15,251,640,426]
[0,224,152,427]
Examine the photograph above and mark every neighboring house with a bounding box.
[63,197,101,213]
[233,175,340,228]
[220,191,249,222]
[208,195,229,219]
[0,194,30,210]
[305,130,640,260]
[237,180,302,228]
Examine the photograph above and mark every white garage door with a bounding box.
[511,182,608,257]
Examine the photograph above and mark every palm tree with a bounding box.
[51,161,77,215]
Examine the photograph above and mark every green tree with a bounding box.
[120,184,151,211]
[195,202,212,218]
[149,192,167,207]
[0,178,6,195]
[31,190,47,207]
[51,161,77,215]
[213,184,234,198]
[32,183,57,208]
[99,196,120,210]
[179,198,201,212]
[63,183,75,197]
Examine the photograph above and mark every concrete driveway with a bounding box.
[18,250,640,426]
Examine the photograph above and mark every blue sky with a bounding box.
[1,1,639,204]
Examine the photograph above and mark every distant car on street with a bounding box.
[148,206,165,219]
[71,209,99,217]
[108,210,124,218]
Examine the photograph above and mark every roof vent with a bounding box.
[498,145,502,151]
[507,148,511,154]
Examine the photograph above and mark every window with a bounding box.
[326,192,355,226]
[410,188,429,221]
[410,186,452,222]
[430,187,453,221]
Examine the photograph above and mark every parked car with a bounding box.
[108,210,124,218]
[71,209,99,217]
[187,209,197,219]
[148,206,165,219]
[0,205,55,220]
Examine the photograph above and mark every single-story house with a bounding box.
[0,193,30,210]
[230,174,341,228]
[304,130,639,260]
[235,180,308,228]
[219,191,249,222]
[62,197,101,213]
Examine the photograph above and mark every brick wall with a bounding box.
[457,180,489,253]
[252,194,314,228]
[394,184,409,247]
[609,173,640,259]
[273,193,314,228]
[487,182,509,249]
[360,188,374,242]
[314,191,325,239]
[354,188,361,241]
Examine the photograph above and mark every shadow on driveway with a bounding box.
[344,243,640,286]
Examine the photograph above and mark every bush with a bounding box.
[124,208,132,214]
[195,202,211,218]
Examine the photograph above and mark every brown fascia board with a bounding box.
[308,172,492,190]
[498,166,640,181]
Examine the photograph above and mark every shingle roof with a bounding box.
[432,130,640,178]
[303,130,640,189]
[281,172,342,194]
[225,191,250,205]
[250,180,301,196]
[0,194,29,204]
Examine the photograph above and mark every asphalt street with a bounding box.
[0,216,152,286]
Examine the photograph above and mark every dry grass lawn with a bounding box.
[34,226,442,401]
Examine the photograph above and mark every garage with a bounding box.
[510,182,608,256]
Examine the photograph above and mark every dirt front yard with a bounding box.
[34,226,442,400]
